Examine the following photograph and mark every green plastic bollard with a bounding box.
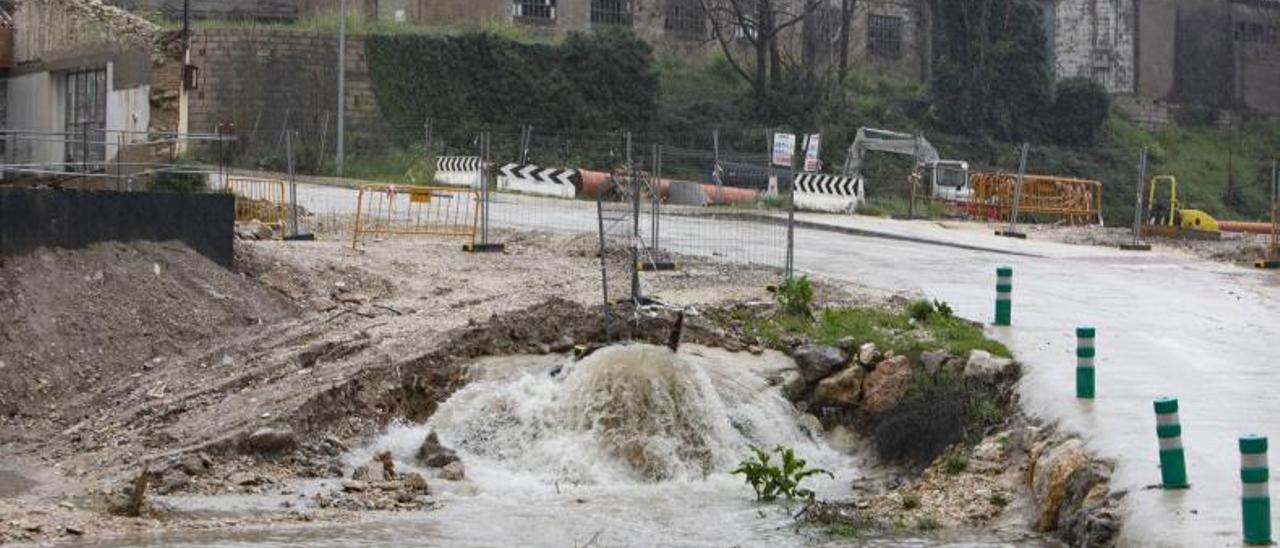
[1240,435,1271,545]
[1076,327,1095,399]
[1153,397,1188,488]
[994,267,1012,326]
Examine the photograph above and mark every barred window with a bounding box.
[592,0,632,26]
[514,0,556,22]
[867,14,902,59]
[1235,22,1279,45]
[664,0,704,38]
[64,68,107,171]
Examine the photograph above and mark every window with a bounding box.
[513,0,555,22]
[664,0,704,38]
[1235,21,1279,45]
[866,14,902,59]
[592,0,632,26]
[64,68,107,172]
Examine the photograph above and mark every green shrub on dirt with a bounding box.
[872,368,1008,464]
[775,276,814,318]
[733,445,832,502]
[149,160,208,193]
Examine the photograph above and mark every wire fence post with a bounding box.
[465,131,503,253]
[424,118,431,153]
[1121,147,1152,251]
[116,132,124,191]
[713,128,723,206]
[286,129,298,237]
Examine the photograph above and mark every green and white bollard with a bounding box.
[1153,397,1188,488]
[1076,327,1095,399]
[1241,435,1271,545]
[994,267,1012,326]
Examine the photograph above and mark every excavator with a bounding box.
[840,127,1102,224]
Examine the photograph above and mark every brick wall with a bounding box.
[187,28,391,165]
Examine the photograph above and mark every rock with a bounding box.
[747,344,764,355]
[246,427,296,454]
[178,454,209,476]
[228,472,265,486]
[402,472,429,493]
[157,468,190,494]
[550,336,575,353]
[439,461,466,481]
[964,350,1016,381]
[1028,439,1092,531]
[942,357,967,376]
[793,344,846,382]
[812,365,866,407]
[834,337,860,356]
[1059,492,1123,548]
[861,355,912,413]
[796,413,823,436]
[857,343,881,367]
[341,480,368,493]
[65,525,85,536]
[416,432,460,468]
[920,350,954,375]
[779,370,808,402]
[351,463,388,483]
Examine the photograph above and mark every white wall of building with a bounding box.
[1051,0,1136,94]
[105,62,152,162]
[6,72,64,166]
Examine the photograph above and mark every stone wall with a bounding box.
[1050,0,1136,94]
[187,28,391,167]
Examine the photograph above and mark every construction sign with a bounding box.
[804,134,822,172]
[772,133,796,167]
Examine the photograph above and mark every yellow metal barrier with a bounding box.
[351,183,479,250]
[226,177,288,235]
[969,172,1103,225]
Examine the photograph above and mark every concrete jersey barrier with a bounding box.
[497,163,580,198]
[434,156,483,189]
[793,173,864,213]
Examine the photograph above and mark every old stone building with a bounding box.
[3,0,187,171]
[1045,0,1280,124]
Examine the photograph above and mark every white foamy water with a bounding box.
[80,345,1051,547]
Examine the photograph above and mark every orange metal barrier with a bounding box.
[351,183,479,250]
[969,172,1103,225]
[226,177,288,235]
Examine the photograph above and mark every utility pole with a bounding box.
[336,0,347,177]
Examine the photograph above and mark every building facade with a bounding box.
[3,0,187,171]
[1045,0,1280,124]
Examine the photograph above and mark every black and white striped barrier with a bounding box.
[435,156,483,188]
[793,173,864,213]
[497,163,579,198]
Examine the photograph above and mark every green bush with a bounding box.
[940,448,969,474]
[366,30,657,145]
[732,445,832,502]
[776,276,814,318]
[149,161,208,193]
[907,299,934,322]
[1049,77,1111,146]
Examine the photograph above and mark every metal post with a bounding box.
[998,143,1029,238]
[336,0,346,177]
[628,131,640,305]
[286,130,298,237]
[1122,148,1152,251]
[713,129,722,206]
[424,118,431,153]
[786,132,796,279]
[482,132,490,245]
[655,144,663,252]
[116,132,124,191]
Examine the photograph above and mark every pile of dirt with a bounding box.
[0,241,297,416]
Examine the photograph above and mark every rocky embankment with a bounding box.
[767,335,1123,547]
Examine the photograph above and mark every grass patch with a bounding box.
[989,493,1010,508]
[940,448,969,474]
[745,302,1009,365]
[901,494,921,510]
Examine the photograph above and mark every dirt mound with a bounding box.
[0,241,297,415]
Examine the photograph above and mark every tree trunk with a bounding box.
[838,0,854,82]
[756,0,772,94]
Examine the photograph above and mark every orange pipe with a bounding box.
[578,169,758,204]
[1217,221,1278,235]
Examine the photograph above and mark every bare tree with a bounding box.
[697,0,823,97]
[837,0,857,82]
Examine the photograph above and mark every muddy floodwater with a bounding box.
[65,346,1050,548]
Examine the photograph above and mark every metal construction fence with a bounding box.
[225,176,289,235]
[351,183,480,250]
